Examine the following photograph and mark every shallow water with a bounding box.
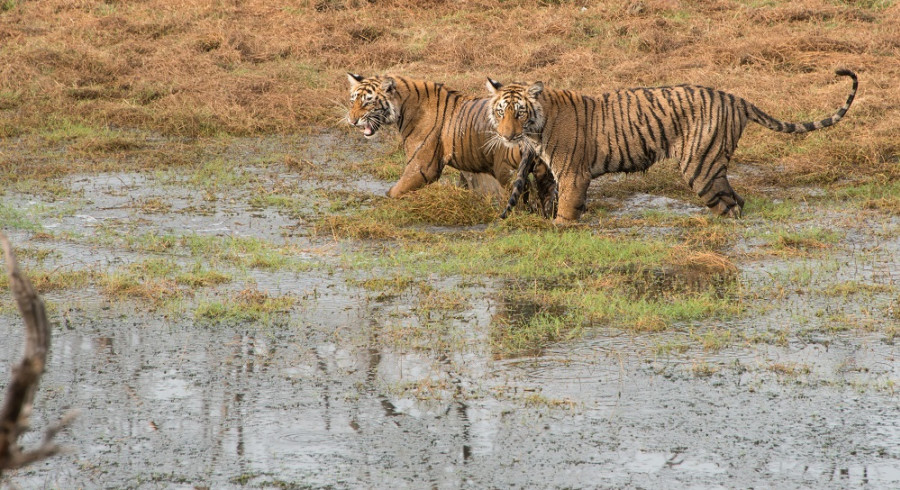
[2,131,899,488]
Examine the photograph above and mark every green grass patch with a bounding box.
[744,196,799,221]
[189,157,253,192]
[492,310,583,357]
[833,180,900,215]
[176,263,232,287]
[370,148,406,182]
[96,230,311,272]
[824,280,894,297]
[40,118,109,144]
[349,275,415,298]
[100,258,232,304]
[0,203,42,231]
[181,235,309,271]
[250,187,373,218]
[0,89,20,109]
[362,230,740,357]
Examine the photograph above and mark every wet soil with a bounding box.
[1,131,899,489]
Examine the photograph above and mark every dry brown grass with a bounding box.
[384,183,497,226]
[319,182,497,238]
[0,0,897,187]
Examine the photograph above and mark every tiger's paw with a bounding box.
[711,201,743,219]
[553,215,578,227]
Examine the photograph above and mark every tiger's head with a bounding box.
[486,78,545,149]
[347,73,399,138]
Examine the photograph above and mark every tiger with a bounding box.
[346,73,557,216]
[486,69,858,224]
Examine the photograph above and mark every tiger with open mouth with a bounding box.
[347,73,556,217]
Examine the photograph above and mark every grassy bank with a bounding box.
[1,0,897,188]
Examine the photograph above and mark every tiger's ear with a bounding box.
[381,77,396,93]
[528,81,544,99]
[347,72,365,88]
[486,78,503,95]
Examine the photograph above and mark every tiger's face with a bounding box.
[486,79,544,148]
[347,73,398,138]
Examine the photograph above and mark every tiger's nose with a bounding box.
[348,116,359,125]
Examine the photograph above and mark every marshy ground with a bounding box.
[1,0,899,488]
[1,129,898,488]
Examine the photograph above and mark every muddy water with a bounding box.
[2,132,900,488]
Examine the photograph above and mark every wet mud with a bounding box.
[1,131,899,488]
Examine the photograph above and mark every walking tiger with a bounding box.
[487,70,857,223]
[347,74,556,216]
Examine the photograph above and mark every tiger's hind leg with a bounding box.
[691,163,744,218]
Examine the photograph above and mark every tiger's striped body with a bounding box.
[347,74,556,215]
[487,70,858,223]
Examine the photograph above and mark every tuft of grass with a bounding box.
[318,215,433,241]
[654,340,691,356]
[824,281,894,297]
[40,118,107,144]
[492,311,583,358]
[766,227,843,255]
[101,273,180,303]
[321,183,499,239]
[689,361,719,377]
[522,393,577,409]
[379,183,497,227]
[71,136,145,154]
[352,275,414,291]
[175,263,232,287]
[101,258,182,303]
[768,362,811,376]
[491,212,557,232]
[0,267,91,293]
[692,326,734,351]
[135,197,173,214]
[195,287,296,325]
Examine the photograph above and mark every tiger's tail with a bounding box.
[747,69,857,133]
[500,150,537,219]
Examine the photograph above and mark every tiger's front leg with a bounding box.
[554,169,590,225]
[532,161,557,219]
[387,154,446,198]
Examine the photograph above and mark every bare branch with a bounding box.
[0,232,71,472]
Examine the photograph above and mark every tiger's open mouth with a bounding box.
[360,120,376,138]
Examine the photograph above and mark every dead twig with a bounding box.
[0,232,74,474]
